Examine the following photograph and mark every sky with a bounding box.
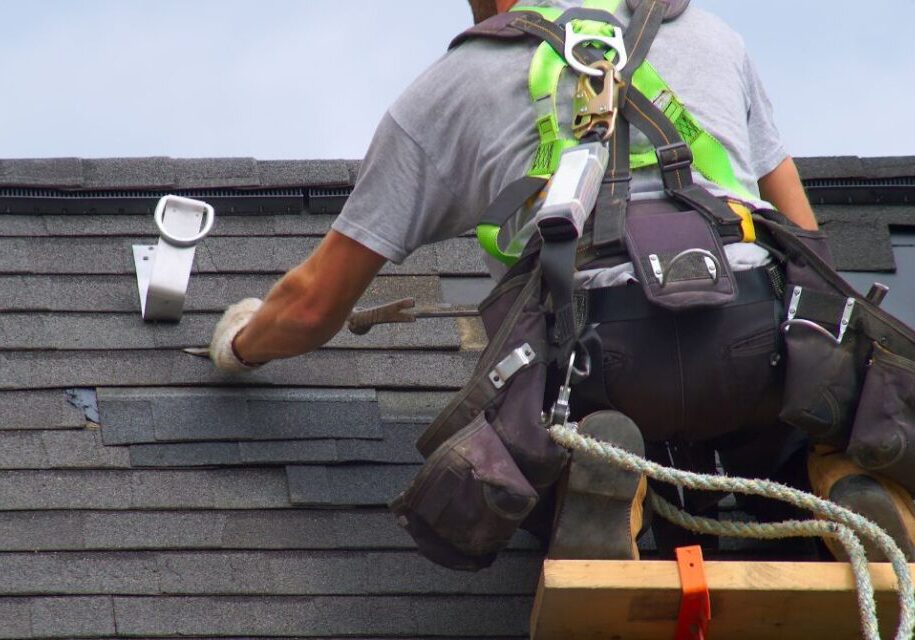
[0,0,913,161]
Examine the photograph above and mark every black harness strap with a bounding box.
[478,176,548,228]
[592,0,667,253]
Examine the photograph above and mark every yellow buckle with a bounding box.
[727,200,757,243]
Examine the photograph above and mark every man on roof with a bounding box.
[208,0,915,565]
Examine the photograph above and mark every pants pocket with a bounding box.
[847,343,915,494]
[390,414,538,571]
[779,327,864,448]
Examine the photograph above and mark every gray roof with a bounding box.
[0,155,912,638]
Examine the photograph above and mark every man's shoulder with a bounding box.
[389,36,535,139]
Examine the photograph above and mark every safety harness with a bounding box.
[391,3,915,637]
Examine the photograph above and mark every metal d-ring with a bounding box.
[563,23,628,77]
[657,249,722,288]
[154,194,215,248]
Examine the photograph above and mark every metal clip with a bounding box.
[489,343,536,389]
[649,250,722,287]
[573,60,622,141]
[549,352,577,428]
[782,286,857,345]
[563,22,628,76]
[132,195,215,322]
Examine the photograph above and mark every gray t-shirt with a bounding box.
[333,2,787,267]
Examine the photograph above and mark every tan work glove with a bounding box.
[209,298,264,372]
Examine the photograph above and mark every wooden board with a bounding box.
[531,559,915,639]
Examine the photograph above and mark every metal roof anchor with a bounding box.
[132,195,215,322]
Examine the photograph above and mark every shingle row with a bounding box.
[97,388,381,445]
[0,313,461,351]
[128,423,425,467]
[0,550,540,596]
[0,509,540,552]
[0,274,448,312]
[0,349,477,390]
[0,158,356,190]
[0,236,486,275]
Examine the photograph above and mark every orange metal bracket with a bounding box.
[674,546,711,640]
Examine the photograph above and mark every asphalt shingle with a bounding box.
[98,387,382,445]
[0,349,476,390]
[286,464,421,507]
[0,390,85,429]
[0,469,290,510]
[0,273,443,313]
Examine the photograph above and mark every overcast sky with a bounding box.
[1,0,913,160]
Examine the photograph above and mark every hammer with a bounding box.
[347,297,478,335]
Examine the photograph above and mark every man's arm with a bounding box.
[231,230,387,364]
[758,156,819,231]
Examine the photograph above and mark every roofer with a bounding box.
[208,0,915,567]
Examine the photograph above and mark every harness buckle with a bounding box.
[573,60,622,141]
[656,141,693,171]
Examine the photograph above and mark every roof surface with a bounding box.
[0,155,912,638]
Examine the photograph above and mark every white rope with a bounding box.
[550,423,915,640]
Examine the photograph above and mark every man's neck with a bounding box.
[496,0,517,12]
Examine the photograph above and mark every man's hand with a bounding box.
[209,298,264,372]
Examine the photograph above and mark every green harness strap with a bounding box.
[516,0,754,202]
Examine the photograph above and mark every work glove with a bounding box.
[209,298,264,372]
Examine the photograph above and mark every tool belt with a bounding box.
[757,215,915,495]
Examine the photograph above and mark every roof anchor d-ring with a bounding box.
[132,195,215,322]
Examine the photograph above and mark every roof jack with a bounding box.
[132,195,215,322]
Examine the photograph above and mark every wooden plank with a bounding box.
[531,559,915,640]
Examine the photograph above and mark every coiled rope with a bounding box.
[549,423,915,640]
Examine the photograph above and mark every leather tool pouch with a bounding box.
[389,413,538,571]
[780,323,865,449]
[391,258,569,571]
[847,342,915,494]
[625,202,738,311]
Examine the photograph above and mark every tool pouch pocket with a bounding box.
[779,327,864,448]
[847,343,915,494]
[625,204,737,311]
[390,413,538,572]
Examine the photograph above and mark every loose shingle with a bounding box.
[0,469,290,510]
[0,273,443,313]
[0,350,475,390]
[30,596,116,637]
[286,464,420,507]
[128,442,244,467]
[0,391,85,429]
[98,388,381,445]
[128,422,424,468]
